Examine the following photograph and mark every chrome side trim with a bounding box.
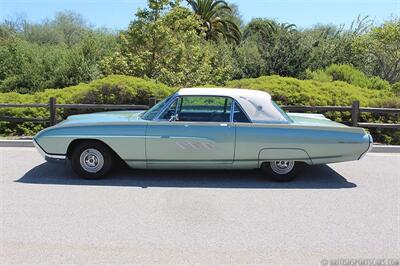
[33,138,66,162]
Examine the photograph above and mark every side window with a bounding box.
[159,99,178,120]
[177,96,232,122]
[234,102,251,123]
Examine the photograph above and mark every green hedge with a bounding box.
[0,75,175,136]
[226,75,398,107]
[0,74,399,144]
[305,64,392,91]
[227,75,400,144]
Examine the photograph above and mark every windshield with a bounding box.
[141,94,174,120]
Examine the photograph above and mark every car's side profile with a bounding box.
[33,88,372,181]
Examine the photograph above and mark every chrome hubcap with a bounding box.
[270,160,294,175]
[79,149,104,173]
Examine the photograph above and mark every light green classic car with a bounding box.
[33,88,373,181]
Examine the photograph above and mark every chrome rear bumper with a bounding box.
[359,134,373,159]
[33,138,66,163]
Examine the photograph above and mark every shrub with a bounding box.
[227,75,395,106]
[392,82,400,96]
[227,75,399,144]
[0,75,174,136]
[306,64,391,90]
[0,74,399,144]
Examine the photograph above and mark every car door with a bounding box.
[145,96,235,167]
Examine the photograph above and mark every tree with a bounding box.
[232,39,265,79]
[353,19,400,83]
[239,18,308,78]
[101,1,235,86]
[243,18,275,41]
[186,0,241,44]
[266,30,310,77]
[0,11,117,92]
[302,16,373,71]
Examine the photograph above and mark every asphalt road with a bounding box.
[1,147,399,265]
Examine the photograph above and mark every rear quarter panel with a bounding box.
[235,123,370,165]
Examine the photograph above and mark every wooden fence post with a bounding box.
[49,97,57,126]
[148,97,157,108]
[351,100,360,127]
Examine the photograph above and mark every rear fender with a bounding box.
[258,148,312,167]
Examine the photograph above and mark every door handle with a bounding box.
[220,123,228,126]
[160,135,170,139]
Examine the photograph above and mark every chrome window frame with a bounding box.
[156,96,180,121]
[153,93,179,121]
[153,94,249,123]
[140,94,176,121]
[232,100,252,123]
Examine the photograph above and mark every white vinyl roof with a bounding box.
[178,88,288,123]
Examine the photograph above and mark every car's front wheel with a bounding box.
[261,160,298,182]
[70,141,114,179]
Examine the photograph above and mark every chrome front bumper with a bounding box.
[33,138,66,163]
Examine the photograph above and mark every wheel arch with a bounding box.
[66,138,124,164]
[258,148,313,168]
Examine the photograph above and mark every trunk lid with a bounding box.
[288,113,347,128]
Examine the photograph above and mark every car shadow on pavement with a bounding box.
[15,162,357,189]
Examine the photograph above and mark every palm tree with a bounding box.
[279,23,297,32]
[186,0,241,44]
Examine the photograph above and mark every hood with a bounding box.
[57,110,145,126]
[288,113,347,128]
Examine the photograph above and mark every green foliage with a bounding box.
[186,0,242,44]
[101,5,235,87]
[0,75,174,136]
[1,4,398,92]
[239,18,309,78]
[0,3,399,143]
[227,75,395,106]
[265,30,309,77]
[20,11,88,46]
[392,82,400,95]
[306,64,391,90]
[1,74,398,144]
[232,39,265,79]
[352,19,400,83]
[227,75,400,144]
[301,16,373,72]
[0,11,118,93]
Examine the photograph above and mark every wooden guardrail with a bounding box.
[0,97,156,126]
[281,101,400,129]
[0,98,399,129]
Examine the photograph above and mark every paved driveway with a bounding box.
[1,147,399,265]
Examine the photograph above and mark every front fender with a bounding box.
[34,124,147,162]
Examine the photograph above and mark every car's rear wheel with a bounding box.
[261,160,298,182]
[70,141,114,179]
